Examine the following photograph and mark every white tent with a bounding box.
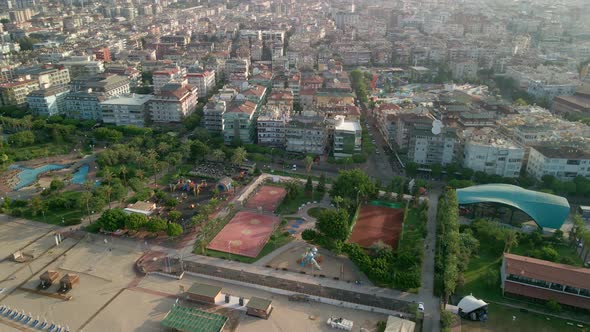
[457,295,487,314]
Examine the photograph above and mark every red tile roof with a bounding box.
[504,253,590,290]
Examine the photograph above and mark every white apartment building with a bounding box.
[27,86,70,117]
[527,146,590,181]
[149,83,198,123]
[153,67,185,94]
[186,70,215,98]
[408,124,457,166]
[463,138,525,178]
[101,94,153,127]
[333,117,362,159]
[0,80,40,107]
[203,100,226,133]
[64,91,105,120]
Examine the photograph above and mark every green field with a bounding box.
[462,303,588,332]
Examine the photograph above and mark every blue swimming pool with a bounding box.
[8,164,68,190]
[71,165,89,184]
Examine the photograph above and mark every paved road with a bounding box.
[420,185,443,332]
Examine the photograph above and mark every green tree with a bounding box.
[50,179,65,191]
[316,173,326,192]
[285,181,301,200]
[168,210,182,223]
[405,162,418,177]
[29,196,45,217]
[93,127,123,143]
[304,155,314,173]
[211,149,225,162]
[546,299,562,312]
[305,176,313,194]
[190,140,210,161]
[146,217,168,233]
[330,169,378,206]
[96,208,128,232]
[125,213,148,230]
[231,147,247,166]
[119,165,128,184]
[8,130,35,147]
[167,223,183,237]
[316,208,350,242]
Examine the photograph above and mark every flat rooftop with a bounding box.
[101,94,153,106]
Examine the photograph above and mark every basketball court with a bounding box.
[207,211,280,258]
[245,185,287,212]
[348,205,404,249]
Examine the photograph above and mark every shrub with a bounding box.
[546,299,561,312]
[64,218,81,226]
[167,223,183,237]
[441,311,456,328]
[146,217,167,233]
[302,229,317,241]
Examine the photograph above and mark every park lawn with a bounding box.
[201,231,293,264]
[307,207,327,218]
[276,190,324,215]
[462,303,586,332]
[459,235,590,322]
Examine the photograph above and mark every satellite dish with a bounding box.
[431,119,443,135]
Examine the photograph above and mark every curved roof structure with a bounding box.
[458,295,487,313]
[457,184,570,229]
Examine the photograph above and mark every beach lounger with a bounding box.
[4,309,12,317]
[23,315,31,324]
[39,321,47,329]
[47,322,56,332]
[30,318,39,327]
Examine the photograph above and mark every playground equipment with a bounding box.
[326,317,353,331]
[171,179,208,197]
[300,247,321,270]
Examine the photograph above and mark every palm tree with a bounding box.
[102,168,114,186]
[104,185,113,209]
[211,149,225,163]
[304,155,314,173]
[136,169,145,181]
[231,147,247,166]
[503,230,518,253]
[79,191,93,223]
[119,165,128,184]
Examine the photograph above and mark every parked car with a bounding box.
[418,302,425,312]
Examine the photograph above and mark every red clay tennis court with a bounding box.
[245,185,287,212]
[348,205,404,249]
[207,211,280,258]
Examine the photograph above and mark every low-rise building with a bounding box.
[333,117,362,159]
[27,86,70,116]
[501,253,590,310]
[58,58,104,79]
[552,85,590,117]
[101,94,153,127]
[526,145,590,181]
[149,83,198,123]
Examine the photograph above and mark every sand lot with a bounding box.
[0,218,386,332]
[138,274,387,332]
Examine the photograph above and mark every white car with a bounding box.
[418,302,425,312]
[0,288,6,294]
[292,164,297,171]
